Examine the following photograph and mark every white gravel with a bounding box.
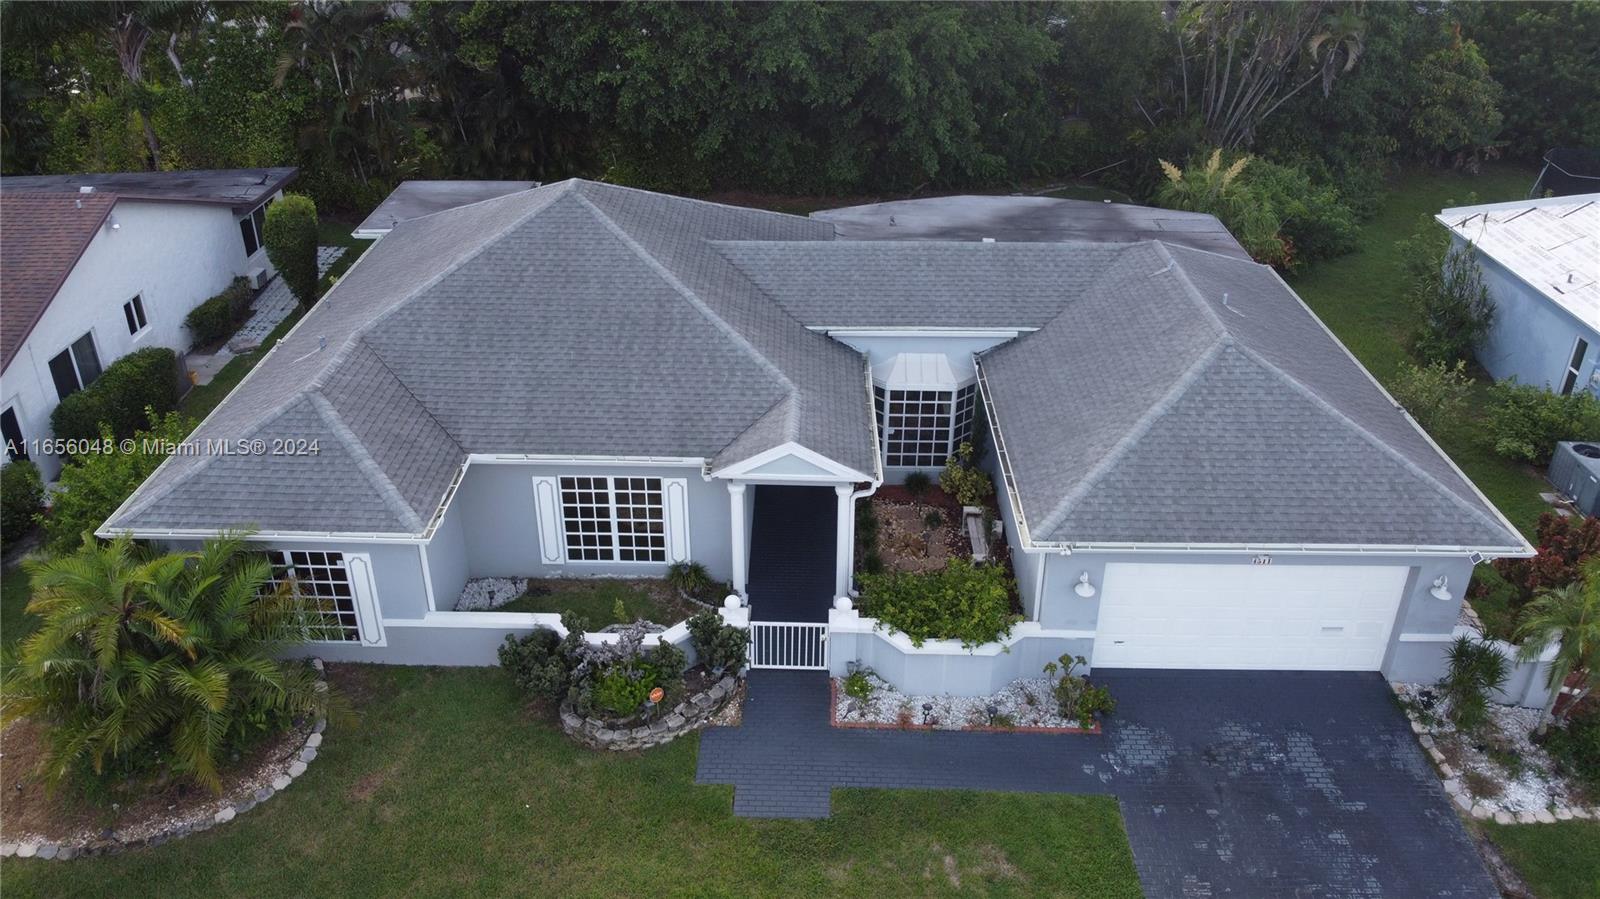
[453,577,529,611]
[834,671,1093,730]
[1394,682,1589,815]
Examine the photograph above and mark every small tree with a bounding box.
[1439,636,1509,734]
[43,410,194,556]
[263,193,319,306]
[1516,561,1600,727]
[2,533,326,791]
[1405,238,1495,367]
[1389,360,1473,433]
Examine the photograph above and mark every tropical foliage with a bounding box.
[858,558,1017,648]
[43,410,194,556]
[3,3,1592,220]
[1516,559,1600,725]
[1439,635,1509,734]
[1,533,325,791]
[686,610,747,675]
[938,442,993,509]
[1494,513,1600,615]
[1390,360,1474,434]
[1484,381,1600,466]
[1,458,45,539]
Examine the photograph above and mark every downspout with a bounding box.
[847,355,886,597]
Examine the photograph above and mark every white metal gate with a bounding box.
[748,621,829,670]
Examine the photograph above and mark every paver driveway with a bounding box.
[697,668,1496,898]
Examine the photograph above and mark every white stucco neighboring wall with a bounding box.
[1,197,279,478]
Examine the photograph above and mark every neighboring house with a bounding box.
[352,180,539,239]
[100,180,1530,687]
[1436,194,1600,395]
[0,167,297,478]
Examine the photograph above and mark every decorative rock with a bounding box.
[1452,792,1472,812]
[191,818,212,833]
[254,786,275,803]
[313,718,326,735]
[1574,807,1595,819]
[272,775,292,791]
[1439,764,1456,780]
[36,844,58,860]
[665,713,687,729]
[311,658,325,672]
[234,798,256,815]
[17,844,38,859]
[1555,807,1574,821]
[1411,720,1425,734]
[1516,810,1538,824]
[1418,735,1434,749]
[1494,811,1513,825]
[288,760,307,777]
[1442,779,1462,795]
[56,847,76,861]
[1535,809,1557,824]
[299,746,318,763]
[560,674,742,751]
[214,808,236,825]
[305,732,322,748]
[0,844,16,858]
[1471,805,1492,820]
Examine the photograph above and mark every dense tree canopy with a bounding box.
[2,1,1594,217]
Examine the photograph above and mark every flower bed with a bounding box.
[830,670,1099,734]
[0,661,330,862]
[1394,682,1599,824]
[561,671,743,751]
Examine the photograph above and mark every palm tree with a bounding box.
[1,533,325,792]
[1516,564,1600,727]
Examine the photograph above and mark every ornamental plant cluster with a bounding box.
[1043,654,1117,729]
[501,614,706,719]
[1483,380,1600,466]
[857,558,1018,648]
[49,348,180,443]
[686,611,747,675]
[1493,512,1600,611]
[939,442,993,509]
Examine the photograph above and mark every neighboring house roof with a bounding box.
[716,240,1126,329]
[979,243,1524,550]
[106,179,876,535]
[353,180,541,238]
[813,195,1251,259]
[1,167,296,209]
[1436,194,1600,331]
[0,190,117,372]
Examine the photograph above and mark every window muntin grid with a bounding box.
[877,382,979,468]
[559,476,666,563]
[267,550,359,642]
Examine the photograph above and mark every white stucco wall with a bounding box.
[1461,234,1600,395]
[1,197,278,478]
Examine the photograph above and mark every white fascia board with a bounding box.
[96,526,425,544]
[1025,541,1531,558]
[464,453,708,467]
[350,228,389,240]
[811,327,1035,339]
[710,441,870,483]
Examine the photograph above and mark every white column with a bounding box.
[834,484,854,598]
[728,482,748,599]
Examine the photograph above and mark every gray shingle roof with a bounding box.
[715,241,1127,328]
[106,180,875,535]
[979,243,1524,549]
[352,179,540,237]
[812,194,1250,258]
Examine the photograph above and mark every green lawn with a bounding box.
[495,579,687,627]
[2,666,1141,899]
[1484,821,1600,899]
[1288,163,1547,539]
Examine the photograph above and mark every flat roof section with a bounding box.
[1437,194,1600,331]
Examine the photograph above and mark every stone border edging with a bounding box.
[0,659,331,862]
[1395,685,1600,826]
[827,679,1101,735]
[560,674,741,751]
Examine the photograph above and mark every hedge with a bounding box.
[50,347,180,443]
[1,459,44,539]
[184,277,254,347]
[264,194,319,305]
[1485,380,1600,465]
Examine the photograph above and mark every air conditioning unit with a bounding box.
[1548,441,1600,515]
[245,267,268,290]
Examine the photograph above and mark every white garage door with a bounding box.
[1094,563,1408,670]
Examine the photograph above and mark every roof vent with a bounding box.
[77,186,95,194]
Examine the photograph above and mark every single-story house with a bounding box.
[1436,194,1599,395]
[100,180,1530,686]
[1,167,297,478]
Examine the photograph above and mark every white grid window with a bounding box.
[266,550,359,642]
[879,383,979,468]
[560,476,666,563]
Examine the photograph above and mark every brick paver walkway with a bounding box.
[697,668,1497,898]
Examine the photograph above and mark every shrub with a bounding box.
[1494,513,1600,610]
[842,668,874,703]
[666,560,715,600]
[50,348,179,443]
[1042,654,1115,728]
[1,459,44,539]
[1438,636,1509,734]
[858,558,1017,648]
[1541,702,1600,793]
[1,533,326,791]
[567,621,685,719]
[1484,379,1600,465]
[939,442,993,508]
[903,470,933,498]
[263,193,319,305]
[498,625,581,703]
[922,510,943,529]
[183,277,254,347]
[1389,360,1474,433]
[1245,158,1359,265]
[44,411,194,556]
[1408,244,1496,367]
[687,610,747,674]
[1156,149,1289,268]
